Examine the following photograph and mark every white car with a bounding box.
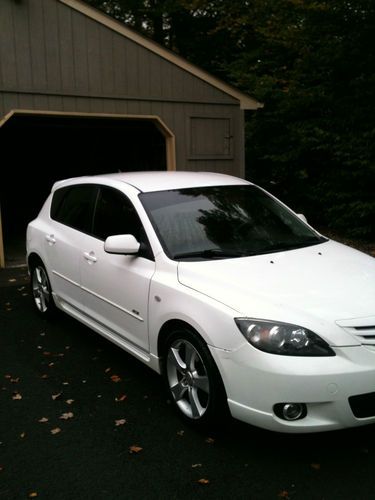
[26,171,375,433]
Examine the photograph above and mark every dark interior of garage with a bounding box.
[0,114,167,266]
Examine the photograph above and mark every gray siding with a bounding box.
[0,0,245,176]
[0,0,237,104]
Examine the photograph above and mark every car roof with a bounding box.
[53,171,251,193]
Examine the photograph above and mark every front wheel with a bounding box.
[30,263,56,318]
[163,328,228,427]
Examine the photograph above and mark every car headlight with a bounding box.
[235,318,335,356]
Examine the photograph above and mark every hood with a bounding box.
[177,240,375,346]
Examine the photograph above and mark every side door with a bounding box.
[44,184,98,311]
[80,185,155,353]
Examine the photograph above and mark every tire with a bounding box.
[162,327,228,428]
[30,263,56,318]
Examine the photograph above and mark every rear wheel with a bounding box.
[163,327,228,427]
[30,263,56,318]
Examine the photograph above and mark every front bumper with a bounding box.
[209,343,375,433]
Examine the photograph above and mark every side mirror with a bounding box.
[297,213,308,224]
[104,234,140,255]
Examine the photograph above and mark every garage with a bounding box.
[0,0,260,267]
[0,111,172,267]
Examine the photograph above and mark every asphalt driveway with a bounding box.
[1,267,375,499]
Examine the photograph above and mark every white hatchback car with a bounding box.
[27,172,375,432]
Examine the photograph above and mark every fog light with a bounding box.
[274,403,307,421]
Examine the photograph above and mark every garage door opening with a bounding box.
[0,111,175,267]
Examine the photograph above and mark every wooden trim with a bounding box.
[0,204,4,269]
[0,109,177,170]
[0,86,238,107]
[58,0,262,110]
[0,109,176,267]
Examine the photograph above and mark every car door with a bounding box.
[44,184,98,311]
[80,185,155,353]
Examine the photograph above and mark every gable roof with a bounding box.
[59,0,262,110]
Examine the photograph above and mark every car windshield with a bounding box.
[139,185,326,260]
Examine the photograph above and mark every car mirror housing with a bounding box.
[104,234,140,255]
[297,213,308,224]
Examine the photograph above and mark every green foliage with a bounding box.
[86,0,375,239]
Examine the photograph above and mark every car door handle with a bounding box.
[83,251,97,263]
[45,234,56,245]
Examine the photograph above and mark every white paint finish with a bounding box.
[79,233,155,352]
[177,241,375,346]
[52,170,249,194]
[26,171,375,432]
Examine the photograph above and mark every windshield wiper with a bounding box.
[258,236,328,255]
[173,249,245,260]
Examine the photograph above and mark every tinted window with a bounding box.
[92,187,142,241]
[51,185,98,233]
[140,185,326,260]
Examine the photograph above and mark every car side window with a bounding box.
[51,185,98,233]
[92,186,153,260]
[92,187,139,240]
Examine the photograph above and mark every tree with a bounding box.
[86,0,375,239]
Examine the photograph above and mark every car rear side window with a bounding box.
[51,185,98,233]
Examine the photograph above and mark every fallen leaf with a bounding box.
[57,353,64,357]
[12,392,22,400]
[10,377,20,383]
[38,417,49,423]
[115,394,127,402]
[115,419,127,426]
[41,374,49,379]
[20,432,26,438]
[110,375,121,383]
[192,463,202,468]
[4,375,11,379]
[105,367,111,373]
[278,491,289,499]
[43,351,51,356]
[197,478,210,485]
[129,445,143,454]
[48,362,54,367]
[59,412,74,420]
[28,493,38,498]
[311,463,321,470]
[205,437,215,444]
[65,399,74,405]
[8,278,16,283]
[51,392,62,400]
[50,427,61,435]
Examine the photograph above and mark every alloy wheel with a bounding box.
[166,339,210,419]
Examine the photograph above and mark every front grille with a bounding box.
[336,319,375,345]
[349,392,375,418]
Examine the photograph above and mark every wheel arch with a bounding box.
[157,319,200,361]
[28,252,45,271]
[27,253,54,293]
